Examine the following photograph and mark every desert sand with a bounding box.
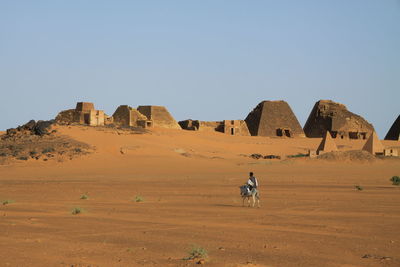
[1,126,399,266]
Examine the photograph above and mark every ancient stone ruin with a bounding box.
[244,100,305,137]
[220,120,250,136]
[303,100,374,140]
[317,131,338,155]
[179,119,201,131]
[362,131,384,155]
[384,115,400,141]
[137,106,180,129]
[112,105,153,128]
[55,102,108,126]
[179,119,250,136]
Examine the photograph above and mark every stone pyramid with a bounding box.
[362,131,384,155]
[244,100,304,137]
[384,115,400,141]
[137,105,180,129]
[317,131,338,155]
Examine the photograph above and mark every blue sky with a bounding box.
[1,1,399,137]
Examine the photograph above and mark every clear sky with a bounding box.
[1,1,399,137]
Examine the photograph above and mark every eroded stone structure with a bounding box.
[303,100,374,140]
[384,115,400,141]
[220,120,250,136]
[179,119,250,136]
[112,105,152,128]
[55,102,106,126]
[179,119,200,131]
[245,100,305,137]
[137,106,180,129]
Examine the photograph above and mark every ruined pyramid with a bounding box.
[303,100,374,139]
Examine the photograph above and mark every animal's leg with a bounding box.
[242,197,245,207]
[252,194,256,207]
[247,197,250,207]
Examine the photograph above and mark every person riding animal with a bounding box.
[240,172,260,208]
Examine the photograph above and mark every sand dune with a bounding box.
[1,126,399,266]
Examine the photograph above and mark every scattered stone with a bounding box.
[250,153,263,159]
[196,259,205,264]
[4,119,55,138]
[250,153,280,160]
[362,254,392,260]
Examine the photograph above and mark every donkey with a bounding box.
[239,184,260,208]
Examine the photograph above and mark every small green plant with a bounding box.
[134,195,144,202]
[390,176,400,186]
[354,185,363,191]
[80,194,89,200]
[184,244,208,260]
[71,207,83,215]
[2,200,15,205]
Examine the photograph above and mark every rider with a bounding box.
[247,172,258,193]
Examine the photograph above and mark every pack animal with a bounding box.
[239,184,260,208]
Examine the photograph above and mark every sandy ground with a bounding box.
[1,126,399,267]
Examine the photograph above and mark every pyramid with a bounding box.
[317,131,338,155]
[384,115,400,141]
[304,100,374,139]
[244,100,304,137]
[362,131,384,155]
[137,105,180,129]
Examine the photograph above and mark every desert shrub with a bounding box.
[0,152,7,157]
[184,245,208,260]
[42,147,55,154]
[74,148,82,153]
[17,156,28,161]
[390,176,400,186]
[287,153,308,158]
[2,200,15,205]
[71,207,83,215]
[354,185,363,191]
[80,194,89,200]
[134,195,144,202]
